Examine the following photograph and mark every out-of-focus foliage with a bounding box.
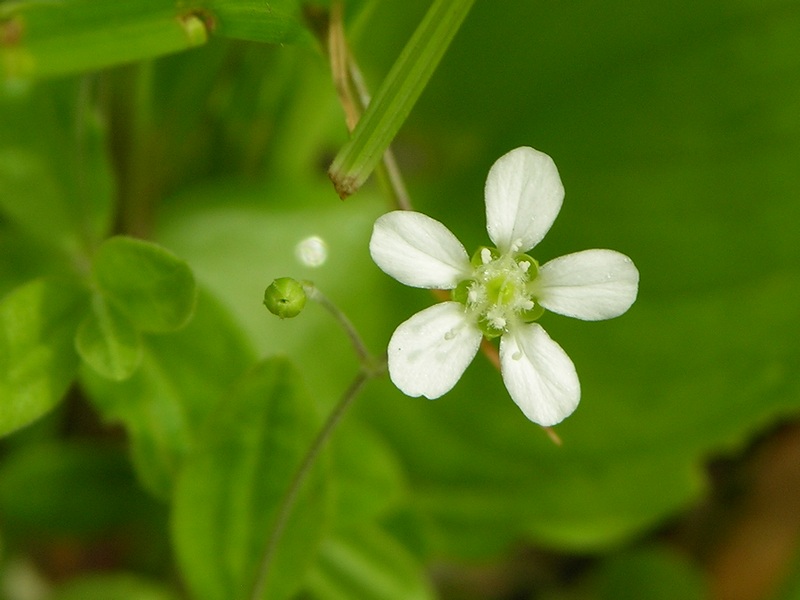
[1,0,799,598]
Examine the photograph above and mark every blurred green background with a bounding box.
[1,0,800,598]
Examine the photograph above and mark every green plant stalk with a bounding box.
[328,0,476,198]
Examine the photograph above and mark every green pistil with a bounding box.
[452,246,545,336]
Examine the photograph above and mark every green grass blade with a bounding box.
[328,0,476,198]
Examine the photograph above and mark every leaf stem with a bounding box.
[303,282,377,370]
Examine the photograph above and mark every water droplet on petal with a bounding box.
[512,351,522,361]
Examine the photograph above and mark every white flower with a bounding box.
[369,147,639,426]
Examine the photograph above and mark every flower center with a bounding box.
[452,246,544,338]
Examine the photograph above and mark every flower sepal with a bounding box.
[263,277,307,319]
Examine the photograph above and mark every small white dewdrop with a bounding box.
[369,146,639,426]
[295,235,328,268]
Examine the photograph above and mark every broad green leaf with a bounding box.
[0,79,114,253]
[0,277,86,437]
[594,548,707,600]
[53,574,180,600]
[0,441,162,536]
[0,0,310,81]
[355,274,800,556]
[93,236,196,333]
[81,289,256,498]
[329,418,406,528]
[305,525,436,600]
[76,295,142,381]
[172,358,328,600]
[345,0,800,558]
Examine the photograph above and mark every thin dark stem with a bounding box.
[304,283,374,367]
[249,368,373,600]
[347,58,413,211]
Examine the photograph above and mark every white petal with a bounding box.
[533,249,639,321]
[499,323,580,426]
[388,302,481,399]
[485,147,564,253]
[370,211,471,289]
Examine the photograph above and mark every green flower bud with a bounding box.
[264,277,307,319]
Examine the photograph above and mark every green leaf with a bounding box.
[156,179,384,397]
[0,79,115,253]
[0,147,66,238]
[0,277,86,437]
[0,441,162,536]
[172,358,328,600]
[0,225,63,299]
[328,0,476,197]
[203,0,310,45]
[0,0,310,81]
[0,1,207,81]
[305,525,436,600]
[53,574,180,600]
[76,294,142,381]
[82,289,256,498]
[358,273,800,557]
[93,236,197,333]
[346,0,800,559]
[594,548,707,600]
[329,418,406,527]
